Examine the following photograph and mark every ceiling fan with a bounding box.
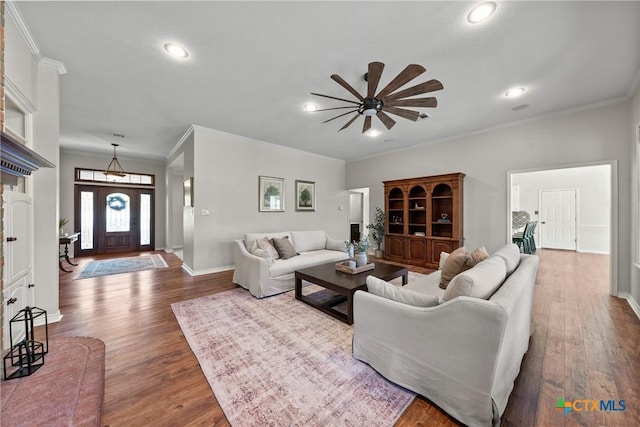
[310,61,443,134]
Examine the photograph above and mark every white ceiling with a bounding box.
[16,1,640,162]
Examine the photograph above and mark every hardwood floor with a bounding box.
[47,249,639,426]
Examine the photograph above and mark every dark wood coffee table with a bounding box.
[294,262,408,324]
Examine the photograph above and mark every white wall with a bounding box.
[630,84,640,313]
[59,149,167,251]
[346,100,632,294]
[3,9,62,323]
[31,62,61,319]
[512,165,611,254]
[169,126,348,273]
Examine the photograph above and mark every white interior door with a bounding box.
[539,189,577,250]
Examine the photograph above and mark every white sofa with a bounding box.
[232,230,349,298]
[353,244,539,427]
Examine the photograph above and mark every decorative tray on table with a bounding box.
[335,261,375,275]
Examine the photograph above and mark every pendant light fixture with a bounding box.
[104,143,126,177]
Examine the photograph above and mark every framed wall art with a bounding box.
[295,180,315,212]
[259,176,285,212]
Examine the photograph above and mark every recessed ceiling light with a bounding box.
[164,43,189,59]
[304,103,318,112]
[365,129,381,138]
[467,2,497,24]
[505,87,526,98]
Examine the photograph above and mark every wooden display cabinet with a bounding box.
[383,173,465,268]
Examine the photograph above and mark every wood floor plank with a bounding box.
[36,249,640,426]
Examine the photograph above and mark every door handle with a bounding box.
[7,297,17,305]
[6,237,17,242]
[28,284,35,288]
[541,222,546,224]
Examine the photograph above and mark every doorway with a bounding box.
[508,162,616,295]
[74,185,155,255]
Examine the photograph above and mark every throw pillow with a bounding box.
[250,247,274,266]
[442,256,507,301]
[257,237,280,260]
[272,236,298,260]
[366,276,440,307]
[439,252,449,270]
[439,246,471,289]
[467,246,490,267]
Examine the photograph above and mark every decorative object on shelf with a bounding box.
[183,177,194,207]
[3,306,49,380]
[438,213,451,223]
[103,143,126,178]
[295,180,315,211]
[259,176,285,212]
[59,217,69,236]
[366,207,385,258]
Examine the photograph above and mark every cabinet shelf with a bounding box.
[384,173,465,268]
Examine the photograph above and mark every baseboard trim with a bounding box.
[619,292,640,321]
[34,310,63,327]
[181,264,234,276]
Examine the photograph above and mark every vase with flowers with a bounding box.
[345,235,370,267]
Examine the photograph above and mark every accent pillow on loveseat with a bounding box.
[442,255,507,301]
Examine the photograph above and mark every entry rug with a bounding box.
[172,287,416,426]
[76,254,168,279]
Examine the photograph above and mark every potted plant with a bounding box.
[59,218,69,236]
[352,235,370,266]
[366,207,385,258]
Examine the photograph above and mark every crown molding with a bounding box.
[40,57,68,75]
[6,1,67,75]
[166,124,196,161]
[5,0,42,61]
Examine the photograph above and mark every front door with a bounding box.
[75,185,154,255]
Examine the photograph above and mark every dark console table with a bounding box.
[59,232,80,273]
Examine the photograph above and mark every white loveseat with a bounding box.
[353,244,539,427]
[232,230,349,298]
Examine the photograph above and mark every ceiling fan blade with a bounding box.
[384,79,443,101]
[385,97,438,108]
[339,114,360,131]
[375,64,426,99]
[331,74,364,101]
[322,110,359,124]
[367,62,385,98]
[376,111,396,130]
[362,116,372,134]
[314,106,362,112]
[311,92,360,105]
[383,106,420,121]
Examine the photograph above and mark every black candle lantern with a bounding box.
[3,306,49,380]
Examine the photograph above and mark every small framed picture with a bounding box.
[183,177,194,207]
[295,180,315,212]
[259,176,285,212]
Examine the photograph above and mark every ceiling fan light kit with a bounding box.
[311,61,443,134]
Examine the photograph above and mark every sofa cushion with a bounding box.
[272,236,298,259]
[250,247,274,266]
[325,237,346,252]
[269,249,348,278]
[366,276,440,307]
[257,237,280,260]
[404,270,446,302]
[493,243,521,275]
[245,232,292,250]
[291,230,327,252]
[442,256,507,301]
[468,246,490,267]
[439,252,449,270]
[440,246,471,289]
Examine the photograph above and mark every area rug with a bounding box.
[76,254,168,279]
[172,282,420,426]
